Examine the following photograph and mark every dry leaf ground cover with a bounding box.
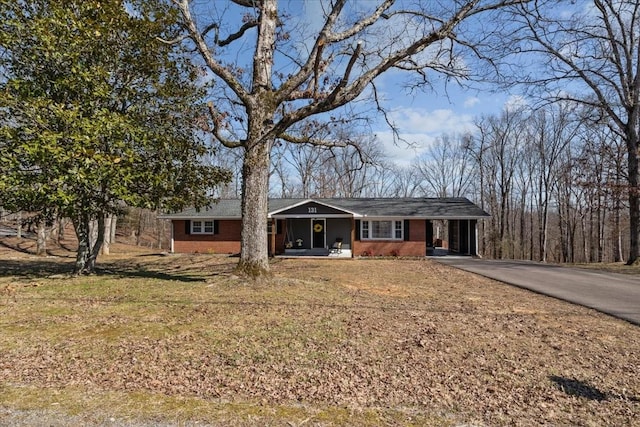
[0,240,639,426]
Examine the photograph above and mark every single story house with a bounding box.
[160,197,489,257]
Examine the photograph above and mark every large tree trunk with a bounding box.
[102,215,112,255]
[16,211,22,239]
[56,216,66,244]
[36,221,47,256]
[72,213,105,275]
[614,196,623,262]
[156,209,164,249]
[86,216,105,273]
[73,213,91,275]
[136,209,143,246]
[237,141,272,277]
[110,215,117,243]
[234,0,276,278]
[626,128,640,264]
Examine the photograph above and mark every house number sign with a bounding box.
[308,207,317,213]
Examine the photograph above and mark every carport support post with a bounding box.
[270,218,276,256]
[474,220,479,256]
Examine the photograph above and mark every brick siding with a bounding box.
[172,219,242,254]
[353,219,427,257]
[172,218,428,257]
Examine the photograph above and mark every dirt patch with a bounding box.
[0,245,639,426]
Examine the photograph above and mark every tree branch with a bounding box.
[275,0,347,105]
[207,102,243,148]
[231,0,261,9]
[172,0,250,105]
[202,20,259,47]
[326,0,395,43]
[280,0,481,126]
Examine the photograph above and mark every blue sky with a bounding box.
[369,75,519,165]
[296,1,524,166]
[190,0,530,166]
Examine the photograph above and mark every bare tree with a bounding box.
[367,160,406,197]
[280,143,327,198]
[530,103,582,261]
[474,108,524,258]
[512,126,535,260]
[415,133,474,198]
[387,164,422,198]
[270,142,297,197]
[327,133,384,197]
[204,143,244,198]
[505,0,640,264]
[171,0,529,277]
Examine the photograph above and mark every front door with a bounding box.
[312,219,325,248]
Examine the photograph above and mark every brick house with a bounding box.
[160,197,489,257]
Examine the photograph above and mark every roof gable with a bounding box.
[269,199,360,217]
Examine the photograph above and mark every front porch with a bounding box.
[279,248,353,258]
[273,215,353,256]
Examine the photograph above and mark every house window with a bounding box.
[192,220,215,234]
[361,219,403,240]
[361,220,369,239]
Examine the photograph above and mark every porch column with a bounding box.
[350,217,355,258]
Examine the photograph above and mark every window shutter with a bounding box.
[185,220,191,235]
[355,220,361,241]
[214,220,219,235]
[404,220,410,241]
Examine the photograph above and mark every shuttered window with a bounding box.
[360,219,403,240]
[191,220,218,235]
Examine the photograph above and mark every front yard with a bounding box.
[0,243,638,426]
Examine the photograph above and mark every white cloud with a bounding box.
[504,94,528,112]
[373,107,475,166]
[388,107,475,135]
[374,130,433,165]
[463,96,480,108]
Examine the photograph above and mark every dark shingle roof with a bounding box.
[322,198,490,218]
[160,197,489,219]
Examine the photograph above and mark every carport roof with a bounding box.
[160,197,490,220]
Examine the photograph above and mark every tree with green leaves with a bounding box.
[0,0,230,274]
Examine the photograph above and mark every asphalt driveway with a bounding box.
[434,257,640,326]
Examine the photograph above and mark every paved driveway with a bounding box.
[434,257,640,326]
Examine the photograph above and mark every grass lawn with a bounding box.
[0,240,639,426]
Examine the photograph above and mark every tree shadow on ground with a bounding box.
[0,238,75,259]
[0,259,72,278]
[0,239,35,256]
[96,264,206,283]
[0,259,207,283]
[549,375,640,402]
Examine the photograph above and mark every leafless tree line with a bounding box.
[208,99,627,264]
[467,103,627,263]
